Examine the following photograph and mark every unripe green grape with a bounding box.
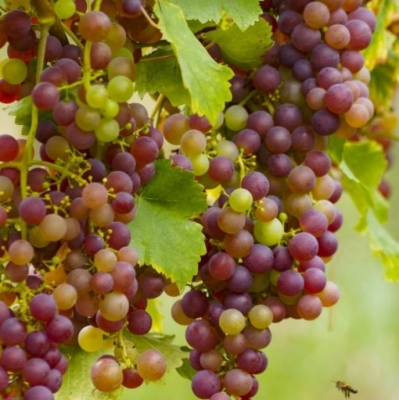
[248,304,273,329]
[78,326,105,352]
[86,84,109,109]
[224,105,248,131]
[107,75,134,103]
[100,99,120,119]
[190,153,209,176]
[180,129,207,157]
[229,188,253,213]
[219,309,246,335]
[54,0,76,20]
[75,106,101,131]
[254,218,284,246]
[215,140,239,161]
[95,118,120,142]
[2,58,28,85]
[269,269,280,286]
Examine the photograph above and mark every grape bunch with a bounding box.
[163,1,376,398]
[0,4,170,399]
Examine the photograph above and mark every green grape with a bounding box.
[86,84,109,109]
[269,269,280,286]
[229,188,253,213]
[78,326,105,352]
[215,140,239,161]
[190,153,209,176]
[219,309,246,335]
[75,106,101,131]
[213,111,224,130]
[54,0,76,20]
[180,129,207,157]
[107,75,134,103]
[112,47,134,60]
[99,99,120,119]
[248,304,273,329]
[95,118,120,142]
[224,105,248,131]
[2,58,27,85]
[253,218,284,246]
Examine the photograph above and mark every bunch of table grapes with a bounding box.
[165,1,377,398]
[0,0,383,399]
[0,3,170,399]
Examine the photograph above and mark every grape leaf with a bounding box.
[124,332,187,371]
[170,0,261,31]
[153,0,233,124]
[205,19,273,70]
[129,159,207,290]
[176,358,196,380]
[4,95,33,127]
[363,0,398,71]
[365,211,399,281]
[136,49,191,107]
[147,299,163,333]
[56,347,120,400]
[369,54,399,111]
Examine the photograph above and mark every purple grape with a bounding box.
[127,310,152,335]
[0,317,27,345]
[191,370,222,399]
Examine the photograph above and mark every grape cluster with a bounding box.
[0,4,169,399]
[163,1,374,398]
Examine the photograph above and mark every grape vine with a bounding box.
[0,0,397,399]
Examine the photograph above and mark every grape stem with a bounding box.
[61,22,84,50]
[150,93,165,125]
[140,6,159,29]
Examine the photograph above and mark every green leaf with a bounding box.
[205,19,273,70]
[338,141,387,224]
[4,95,32,126]
[369,56,399,111]
[153,0,233,123]
[136,49,191,107]
[366,211,399,281]
[341,141,387,191]
[362,0,399,71]
[170,0,261,31]
[125,332,187,371]
[129,159,207,290]
[176,358,197,380]
[327,135,346,164]
[56,347,120,400]
[147,299,163,333]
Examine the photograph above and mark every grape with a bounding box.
[278,10,302,35]
[8,239,34,265]
[296,294,323,320]
[99,291,129,321]
[25,330,51,357]
[3,10,31,38]
[30,294,57,322]
[191,370,222,399]
[291,23,322,52]
[79,11,111,42]
[185,320,219,352]
[91,357,123,392]
[54,0,76,19]
[78,326,105,352]
[224,105,248,131]
[289,232,319,261]
[253,218,284,246]
[46,315,74,343]
[223,230,254,259]
[181,290,209,319]
[22,357,51,386]
[253,65,280,94]
[224,368,253,397]
[303,1,330,29]
[0,346,27,372]
[127,309,152,335]
[24,385,55,400]
[136,349,166,381]
[219,309,246,335]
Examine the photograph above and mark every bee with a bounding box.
[333,381,358,398]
